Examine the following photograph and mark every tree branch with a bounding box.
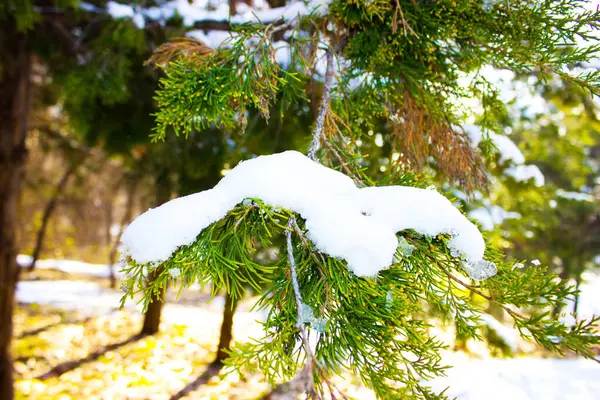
[307,49,334,161]
[285,217,318,398]
[437,263,527,321]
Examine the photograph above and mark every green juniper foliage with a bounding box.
[121,1,600,399]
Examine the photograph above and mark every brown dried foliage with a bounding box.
[145,37,213,68]
[390,93,488,192]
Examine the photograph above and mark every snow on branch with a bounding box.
[121,151,488,277]
[464,123,545,186]
[98,0,330,30]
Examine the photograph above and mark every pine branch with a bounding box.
[307,49,334,161]
[437,263,526,321]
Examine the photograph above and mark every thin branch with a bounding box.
[286,218,318,398]
[307,50,334,161]
[391,0,418,37]
[321,139,365,186]
[437,263,526,321]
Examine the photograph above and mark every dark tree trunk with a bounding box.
[140,267,166,336]
[28,157,85,271]
[573,274,582,316]
[229,0,253,15]
[0,23,31,400]
[572,263,585,319]
[552,266,572,317]
[104,184,115,284]
[214,291,238,364]
[108,178,137,289]
[140,172,171,336]
[265,0,286,7]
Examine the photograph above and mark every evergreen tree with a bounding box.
[468,71,600,318]
[1,1,164,396]
[119,1,600,398]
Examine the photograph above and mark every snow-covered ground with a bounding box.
[14,274,600,399]
[427,358,600,400]
[16,280,131,315]
[16,254,123,278]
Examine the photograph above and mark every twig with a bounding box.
[307,50,335,161]
[270,16,299,34]
[437,263,526,320]
[321,139,365,186]
[286,218,318,398]
[392,0,418,37]
[291,220,327,267]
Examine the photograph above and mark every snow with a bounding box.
[122,151,487,277]
[273,40,291,67]
[105,0,330,29]
[14,275,600,398]
[230,0,329,24]
[16,280,130,314]
[16,255,123,279]
[506,165,545,187]
[464,124,544,186]
[427,358,600,400]
[556,190,595,202]
[469,205,521,231]
[186,29,233,49]
[564,272,600,320]
[106,1,145,28]
[464,124,526,165]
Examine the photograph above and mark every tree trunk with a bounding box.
[571,263,585,321]
[140,267,166,336]
[140,173,171,336]
[214,291,238,364]
[0,23,31,400]
[107,178,137,289]
[28,157,85,271]
[552,266,572,317]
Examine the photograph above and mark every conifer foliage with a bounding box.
[120,1,600,398]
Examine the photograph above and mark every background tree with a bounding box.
[467,71,600,319]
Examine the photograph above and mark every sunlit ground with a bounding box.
[12,267,600,400]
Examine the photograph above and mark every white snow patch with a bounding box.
[16,255,123,278]
[464,124,526,165]
[273,40,291,67]
[122,151,486,277]
[106,0,330,28]
[427,358,600,400]
[506,165,545,187]
[16,280,132,314]
[556,190,594,202]
[186,29,233,49]
[469,205,521,231]
[564,272,600,320]
[106,1,145,28]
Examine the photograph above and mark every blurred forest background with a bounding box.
[2,0,600,399]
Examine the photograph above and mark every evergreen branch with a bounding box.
[308,49,334,161]
[437,262,526,321]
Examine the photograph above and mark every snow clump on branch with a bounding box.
[121,151,489,278]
